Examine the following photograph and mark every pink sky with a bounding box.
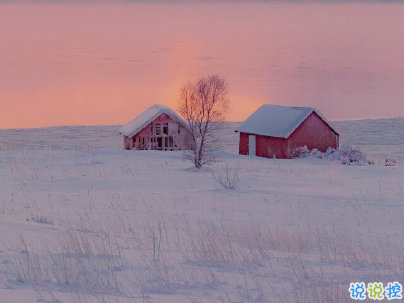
[1,2,404,128]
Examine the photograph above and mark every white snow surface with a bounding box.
[119,104,187,137]
[0,118,403,303]
[236,104,337,138]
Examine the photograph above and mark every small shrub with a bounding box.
[385,156,397,166]
[26,214,53,225]
[292,146,310,158]
[212,162,240,190]
[309,148,324,159]
[292,146,326,160]
[336,145,367,165]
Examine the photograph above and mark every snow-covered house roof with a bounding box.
[236,104,338,138]
[119,104,187,138]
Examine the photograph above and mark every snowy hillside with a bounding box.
[1,118,404,162]
[334,118,404,163]
[0,118,403,303]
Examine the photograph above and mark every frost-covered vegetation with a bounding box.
[293,145,372,166]
[211,162,240,190]
[0,123,403,302]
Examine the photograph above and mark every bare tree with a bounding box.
[178,75,230,169]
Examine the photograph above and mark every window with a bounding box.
[155,124,161,135]
[169,136,173,147]
[163,123,168,135]
[178,126,180,134]
[151,125,153,134]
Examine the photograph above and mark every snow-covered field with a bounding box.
[0,119,403,303]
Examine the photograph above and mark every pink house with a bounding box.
[119,104,189,151]
[236,104,339,159]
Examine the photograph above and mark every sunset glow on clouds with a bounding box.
[1,2,404,128]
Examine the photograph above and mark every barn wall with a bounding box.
[287,112,339,156]
[239,132,249,155]
[239,132,288,158]
[257,136,288,158]
[125,114,188,150]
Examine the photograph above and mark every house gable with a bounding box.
[287,111,339,155]
[119,104,187,138]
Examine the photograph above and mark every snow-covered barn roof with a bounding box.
[236,104,338,138]
[119,104,187,138]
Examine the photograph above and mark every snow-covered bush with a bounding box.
[292,146,327,160]
[291,146,310,158]
[336,145,367,165]
[385,156,397,166]
[25,213,53,225]
[309,148,324,159]
[212,162,240,190]
[324,146,339,160]
[293,145,369,166]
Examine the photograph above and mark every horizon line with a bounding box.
[1,116,404,131]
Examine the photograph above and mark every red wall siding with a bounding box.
[239,132,288,158]
[239,132,249,155]
[287,112,339,156]
[256,135,288,158]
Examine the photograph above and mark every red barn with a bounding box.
[236,104,339,159]
[119,104,189,151]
